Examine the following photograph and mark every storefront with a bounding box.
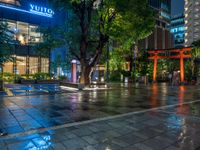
[0,0,53,75]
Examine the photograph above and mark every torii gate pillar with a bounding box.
[180,50,184,83]
[153,53,158,82]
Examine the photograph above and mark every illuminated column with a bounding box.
[153,53,158,82]
[180,50,184,83]
[71,60,77,83]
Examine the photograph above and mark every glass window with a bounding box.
[29,25,41,44]
[16,22,28,45]
[0,0,20,5]
[16,56,26,74]
[7,21,17,32]
[41,57,49,73]
[5,20,43,44]
[3,62,13,73]
[29,57,38,74]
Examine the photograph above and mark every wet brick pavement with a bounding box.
[0,84,200,149]
[1,101,200,150]
[0,84,200,135]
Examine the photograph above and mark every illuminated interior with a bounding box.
[1,20,48,75]
[3,56,49,75]
[29,57,38,74]
[0,0,20,5]
[16,56,26,74]
[7,20,41,45]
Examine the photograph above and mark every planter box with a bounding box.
[37,80,61,84]
[61,82,84,90]
[21,80,36,84]
[89,82,107,88]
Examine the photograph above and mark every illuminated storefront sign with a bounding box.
[30,4,54,17]
[0,3,54,18]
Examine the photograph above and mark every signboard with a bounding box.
[0,3,54,18]
[30,4,54,18]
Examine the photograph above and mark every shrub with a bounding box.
[2,72,21,82]
[109,71,121,82]
[33,73,50,80]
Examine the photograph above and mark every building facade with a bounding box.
[184,0,200,47]
[0,0,66,76]
[139,0,174,50]
[170,14,185,48]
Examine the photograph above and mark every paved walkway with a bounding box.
[1,100,200,150]
[0,84,200,149]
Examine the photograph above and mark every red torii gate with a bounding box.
[148,47,192,83]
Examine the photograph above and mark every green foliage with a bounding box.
[109,71,121,82]
[0,21,18,88]
[121,70,131,77]
[137,50,150,76]
[0,21,16,67]
[1,72,21,83]
[185,60,194,81]
[33,73,50,80]
[46,0,155,84]
[48,1,154,62]
[109,48,127,71]
[33,26,63,57]
[191,40,200,60]
[189,40,200,78]
[130,50,152,80]
[109,0,155,50]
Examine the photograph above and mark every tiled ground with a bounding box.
[0,84,199,135]
[1,101,200,150]
[0,84,200,149]
[5,84,62,96]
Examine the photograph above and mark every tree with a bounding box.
[48,0,155,85]
[0,21,17,90]
[190,40,200,78]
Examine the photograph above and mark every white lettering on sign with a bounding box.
[30,4,54,17]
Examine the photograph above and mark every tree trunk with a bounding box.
[80,64,92,85]
[132,42,138,81]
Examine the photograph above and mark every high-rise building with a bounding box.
[170,14,185,48]
[149,0,171,22]
[184,0,200,47]
[139,0,174,50]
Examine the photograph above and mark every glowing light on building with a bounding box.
[0,3,54,18]
[29,4,54,18]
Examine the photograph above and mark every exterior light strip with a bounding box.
[0,4,53,18]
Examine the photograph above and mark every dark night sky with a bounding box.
[171,0,184,16]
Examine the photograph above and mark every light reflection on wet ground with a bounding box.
[4,84,62,96]
[0,84,199,134]
[0,83,200,149]
[1,101,200,150]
